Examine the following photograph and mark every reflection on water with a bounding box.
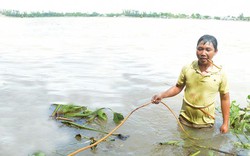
[0,17,249,155]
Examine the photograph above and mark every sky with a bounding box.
[0,0,250,17]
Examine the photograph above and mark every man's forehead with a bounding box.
[197,41,213,46]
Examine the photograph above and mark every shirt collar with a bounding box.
[192,60,221,75]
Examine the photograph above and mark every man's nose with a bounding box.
[200,49,207,55]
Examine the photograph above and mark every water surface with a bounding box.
[0,17,249,156]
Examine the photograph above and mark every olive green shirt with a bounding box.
[177,60,229,125]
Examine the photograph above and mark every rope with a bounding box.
[67,101,152,156]
[198,108,215,120]
[207,59,221,70]
[160,101,193,138]
[67,101,194,156]
[183,96,215,120]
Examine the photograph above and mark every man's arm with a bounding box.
[220,92,230,133]
[151,84,184,104]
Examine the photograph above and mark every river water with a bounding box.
[0,17,249,156]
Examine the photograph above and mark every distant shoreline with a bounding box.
[0,9,249,22]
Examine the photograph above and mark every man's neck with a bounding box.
[198,62,212,73]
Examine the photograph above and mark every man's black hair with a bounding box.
[197,35,218,51]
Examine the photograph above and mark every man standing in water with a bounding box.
[151,35,230,133]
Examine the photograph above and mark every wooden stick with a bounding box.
[207,59,221,69]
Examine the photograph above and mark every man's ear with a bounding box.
[215,49,218,55]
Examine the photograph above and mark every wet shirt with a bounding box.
[177,60,229,125]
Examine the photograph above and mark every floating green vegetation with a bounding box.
[51,104,124,125]
[30,151,46,156]
[50,103,127,151]
[229,95,250,149]
[45,95,249,155]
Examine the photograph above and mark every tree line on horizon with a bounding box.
[1,9,249,21]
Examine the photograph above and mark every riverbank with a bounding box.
[0,9,250,22]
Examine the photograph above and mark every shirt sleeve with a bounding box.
[219,70,229,94]
[177,65,187,87]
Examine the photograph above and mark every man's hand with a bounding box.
[220,123,229,133]
[151,94,162,104]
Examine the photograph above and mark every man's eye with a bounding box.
[206,48,212,52]
[197,47,212,52]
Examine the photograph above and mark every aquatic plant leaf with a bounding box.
[208,150,215,156]
[113,112,124,124]
[61,121,120,136]
[159,140,182,146]
[51,104,61,117]
[82,109,93,115]
[31,151,46,156]
[190,150,200,156]
[60,104,86,114]
[96,109,108,121]
[86,115,96,123]
[243,143,250,149]
[61,121,104,132]
[230,100,250,135]
[245,123,250,133]
[230,101,241,129]
[234,142,250,149]
[63,113,88,118]
[229,99,250,150]
[83,108,107,123]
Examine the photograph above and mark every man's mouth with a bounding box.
[200,57,207,60]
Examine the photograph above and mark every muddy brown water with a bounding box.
[0,17,249,155]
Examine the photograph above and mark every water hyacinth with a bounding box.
[50,103,127,151]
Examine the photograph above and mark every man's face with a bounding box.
[196,41,217,65]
